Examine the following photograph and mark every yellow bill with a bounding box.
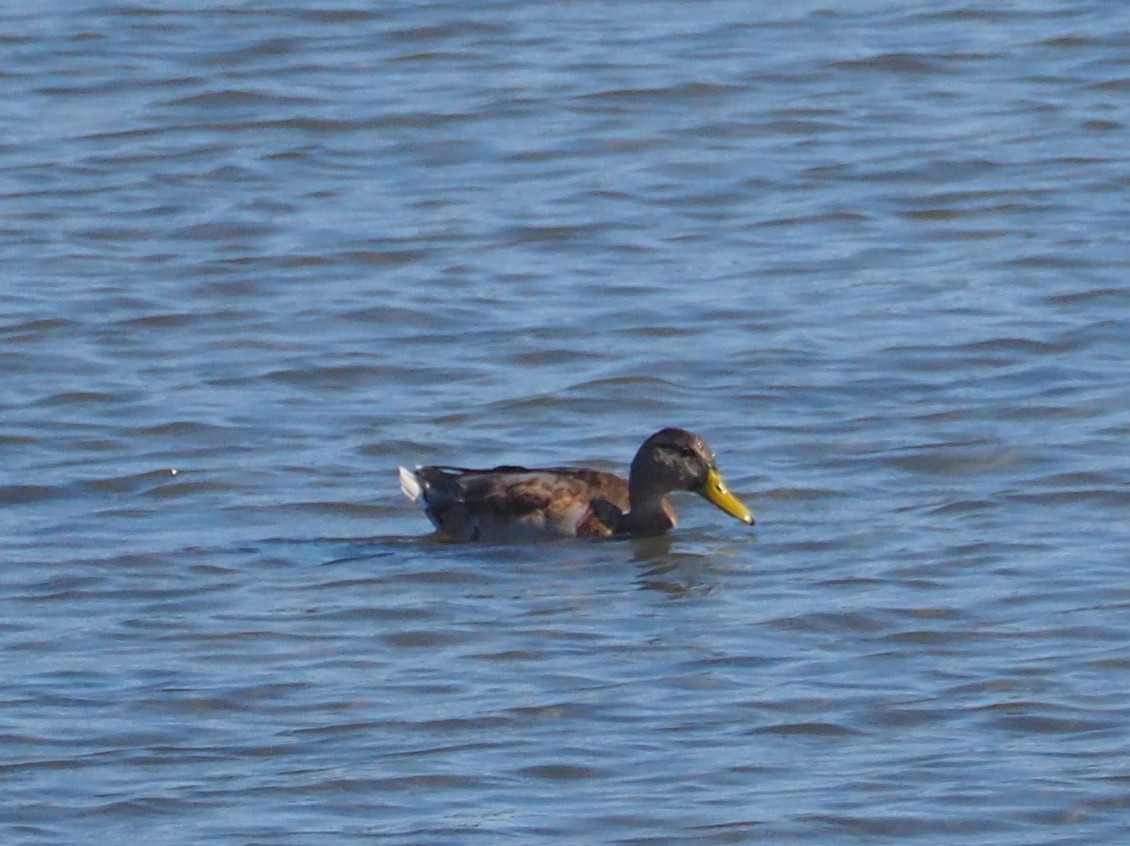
[697,467,754,525]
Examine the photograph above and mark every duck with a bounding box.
[398,427,754,541]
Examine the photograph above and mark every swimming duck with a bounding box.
[398,427,754,541]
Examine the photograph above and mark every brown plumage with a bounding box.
[398,428,754,541]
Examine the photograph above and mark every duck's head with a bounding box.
[630,428,754,525]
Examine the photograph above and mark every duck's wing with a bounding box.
[400,465,629,541]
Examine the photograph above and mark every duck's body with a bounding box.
[398,428,753,542]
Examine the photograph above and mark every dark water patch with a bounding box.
[161,89,313,109]
[829,53,946,75]
[87,796,189,819]
[1080,118,1122,132]
[770,610,890,637]
[515,763,609,780]
[82,469,184,495]
[980,709,1121,736]
[1000,252,1094,270]
[926,497,997,516]
[879,442,1020,477]
[272,501,384,518]
[616,324,701,338]
[385,19,510,44]
[0,317,79,338]
[753,722,860,737]
[0,484,64,505]
[865,703,952,729]
[364,565,494,587]
[341,248,430,266]
[113,312,205,330]
[480,375,692,418]
[263,364,387,388]
[502,222,609,245]
[877,629,976,647]
[293,8,391,25]
[145,478,245,500]
[578,81,743,103]
[127,421,232,437]
[1003,488,1130,508]
[798,812,1006,838]
[1045,286,1130,308]
[0,431,36,445]
[502,347,605,368]
[34,391,122,407]
[381,628,473,649]
[341,304,452,328]
[173,221,274,241]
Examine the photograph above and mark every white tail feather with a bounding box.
[398,466,423,502]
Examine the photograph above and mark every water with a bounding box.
[3,2,1130,843]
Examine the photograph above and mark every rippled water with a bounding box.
[3,2,1130,843]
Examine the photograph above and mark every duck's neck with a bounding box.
[622,479,675,536]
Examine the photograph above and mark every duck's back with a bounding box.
[400,465,630,541]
